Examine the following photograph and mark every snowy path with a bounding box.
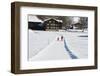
[63,32,88,59]
[64,39,78,59]
[29,30,88,61]
[29,30,58,59]
[30,38,71,61]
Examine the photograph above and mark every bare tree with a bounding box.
[61,16,73,30]
[79,17,88,32]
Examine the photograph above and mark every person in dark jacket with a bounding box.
[61,36,63,41]
[57,37,59,41]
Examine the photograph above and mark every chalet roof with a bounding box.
[44,18,63,23]
[73,22,82,25]
[28,15,43,22]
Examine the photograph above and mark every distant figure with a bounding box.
[61,36,63,41]
[57,37,59,41]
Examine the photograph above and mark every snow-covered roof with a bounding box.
[28,15,43,22]
[44,18,52,22]
[56,19,63,23]
[44,18,63,23]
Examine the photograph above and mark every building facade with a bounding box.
[28,16,63,31]
[43,18,63,31]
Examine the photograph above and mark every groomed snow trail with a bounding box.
[29,30,88,61]
[64,39,78,59]
[30,37,71,61]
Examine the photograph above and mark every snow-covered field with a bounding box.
[28,29,88,61]
[28,30,58,59]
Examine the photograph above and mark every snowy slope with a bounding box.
[29,30,88,61]
[30,37,71,61]
[63,31,88,59]
[28,30,58,59]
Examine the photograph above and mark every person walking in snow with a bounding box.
[57,37,59,41]
[61,36,63,41]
